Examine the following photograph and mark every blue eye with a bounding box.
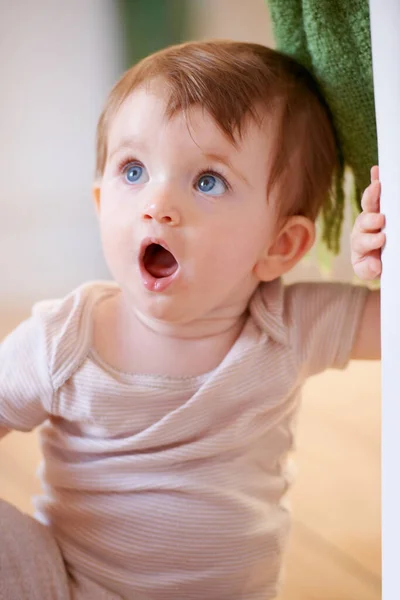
[196,173,227,196]
[123,162,148,185]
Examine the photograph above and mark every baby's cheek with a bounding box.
[100,221,130,268]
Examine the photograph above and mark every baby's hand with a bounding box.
[351,166,385,280]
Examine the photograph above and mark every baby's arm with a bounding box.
[350,166,384,360]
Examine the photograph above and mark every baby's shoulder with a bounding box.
[252,278,368,340]
[32,281,119,388]
[32,281,117,324]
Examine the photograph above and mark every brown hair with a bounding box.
[96,40,338,227]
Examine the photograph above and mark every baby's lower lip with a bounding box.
[139,264,180,292]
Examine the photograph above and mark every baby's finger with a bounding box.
[361,180,381,212]
[353,253,382,280]
[354,211,385,233]
[371,165,379,182]
[351,231,385,257]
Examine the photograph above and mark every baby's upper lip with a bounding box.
[139,237,173,260]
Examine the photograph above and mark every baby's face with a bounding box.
[95,86,280,325]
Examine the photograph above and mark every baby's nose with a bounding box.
[142,197,181,226]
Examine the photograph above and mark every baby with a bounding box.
[0,40,381,600]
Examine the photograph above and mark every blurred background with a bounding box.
[0,1,380,599]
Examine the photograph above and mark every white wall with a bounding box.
[0,0,123,311]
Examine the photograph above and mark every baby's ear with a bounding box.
[254,216,315,281]
[92,183,101,214]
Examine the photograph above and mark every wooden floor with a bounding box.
[0,312,381,599]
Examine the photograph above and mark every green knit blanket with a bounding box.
[267,0,378,253]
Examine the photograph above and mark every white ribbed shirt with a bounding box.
[0,279,368,599]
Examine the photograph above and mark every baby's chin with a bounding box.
[135,296,205,331]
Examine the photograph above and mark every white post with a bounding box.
[369,2,400,598]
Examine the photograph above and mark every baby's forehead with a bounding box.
[109,86,273,158]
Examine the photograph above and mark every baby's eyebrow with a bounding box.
[108,135,147,161]
[203,152,250,186]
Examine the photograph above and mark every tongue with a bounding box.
[144,245,178,278]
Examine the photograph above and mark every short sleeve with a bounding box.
[0,281,106,437]
[0,314,53,435]
[285,282,369,377]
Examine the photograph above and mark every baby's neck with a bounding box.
[93,292,248,378]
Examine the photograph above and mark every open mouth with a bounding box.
[142,243,179,279]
